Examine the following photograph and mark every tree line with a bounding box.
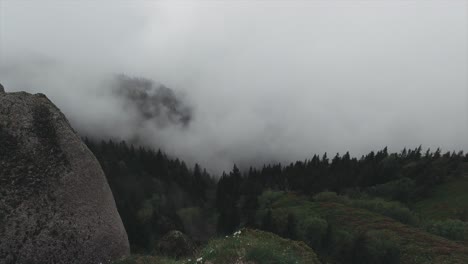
[85,138,215,252]
[84,138,467,254]
[216,147,467,234]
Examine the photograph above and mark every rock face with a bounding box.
[156,230,195,259]
[0,91,130,264]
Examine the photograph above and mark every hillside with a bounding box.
[413,165,468,221]
[84,139,468,263]
[259,192,468,264]
[114,229,321,264]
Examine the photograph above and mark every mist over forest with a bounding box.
[3,1,468,264]
[1,1,467,174]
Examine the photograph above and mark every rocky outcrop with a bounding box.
[156,230,195,259]
[0,91,130,264]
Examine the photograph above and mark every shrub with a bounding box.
[424,219,468,241]
[261,209,276,232]
[367,177,415,203]
[177,207,217,241]
[352,230,400,264]
[258,190,285,210]
[350,198,417,225]
[246,245,300,264]
[313,192,417,225]
[284,213,298,239]
[328,228,354,262]
[313,191,349,204]
[298,216,328,251]
[455,208,468,221]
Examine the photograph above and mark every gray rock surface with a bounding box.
[0,83,4,93]
[0,91,130,264]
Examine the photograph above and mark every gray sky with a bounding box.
[1,0,467,173]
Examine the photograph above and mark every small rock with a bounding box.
[156,230,195,259]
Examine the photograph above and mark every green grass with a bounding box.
[198,229,320,264]
[263,192,468,264]
[114,229,320,264]
[413,177,468,221]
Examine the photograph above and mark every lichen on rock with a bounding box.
[0,90,130,264]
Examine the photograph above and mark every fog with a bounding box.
[1,1,467,173]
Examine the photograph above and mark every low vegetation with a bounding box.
[255,191,468,264]
[312,191,418,225]
[414,176,468,221]
[114,229,320,264]
[86,140,468,263]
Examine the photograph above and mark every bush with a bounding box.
[424,219,468,241]
[367,178,415,203]
[456,208,468,221]
[352,230,400,264]
[350,198,417,225]
[284,213,298,239]
[298,216,328,251]
[313,191,349,204]
[328,228,354,262]
[261,209,276,232]
[177,207,217,241]
[313,192,417,225]
[258,190,285,210]
[246,245,300,264]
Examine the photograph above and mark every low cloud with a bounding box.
[1,1,467,173]
[114,74,192,128]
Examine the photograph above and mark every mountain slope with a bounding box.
[413,167,468,221]
[261,192,468,264]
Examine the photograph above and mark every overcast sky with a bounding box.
[1,0,467,173]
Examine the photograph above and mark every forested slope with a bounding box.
[86,139,468,263]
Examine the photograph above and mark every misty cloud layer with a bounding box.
[114,74,192,128]
[1,1,467,173]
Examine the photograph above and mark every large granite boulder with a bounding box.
[0,89,130,264]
